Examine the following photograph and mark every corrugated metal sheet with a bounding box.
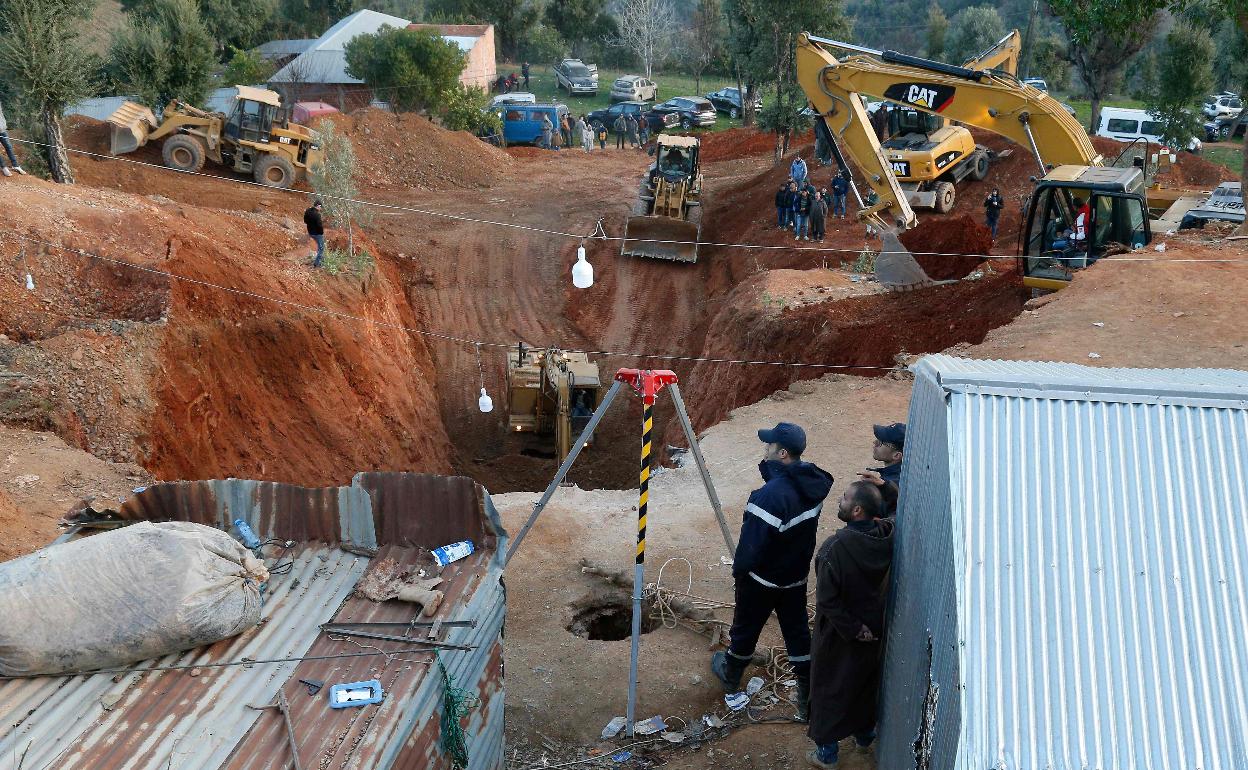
[0,472,506,770]
[879,356,1248,770]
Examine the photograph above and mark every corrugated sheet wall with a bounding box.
[877,365,963,770]
[950,392,1248,770]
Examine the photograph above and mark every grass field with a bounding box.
[498,62,746,131]
[1204,144,1245,173]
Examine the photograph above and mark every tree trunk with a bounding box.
[1088,96,1101,135]
[41,107,73,184]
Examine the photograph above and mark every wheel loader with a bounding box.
[622,134,703,262]
[507,344,603,465]
[106,86,323,188]
[795,32,1204,291]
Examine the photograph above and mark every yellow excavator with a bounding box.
[796,32,1200,290]
[870,31,1021,213]
[507,344,603,464]
[107,86,322,188]
[622,134,703,262]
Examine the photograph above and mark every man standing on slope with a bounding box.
[304,199,325,268]
[711,422,833,723]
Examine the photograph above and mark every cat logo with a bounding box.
[890,160,911,177]
[883,83,957,113]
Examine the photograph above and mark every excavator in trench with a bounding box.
[795,32,1202,291]
[506,344,603,465]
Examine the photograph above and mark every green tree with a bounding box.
[109,0,216,109]
[222,46,276,85]
[0,0,98,183]
[438,85,500,135]
[1047,0,1161,131]
[308,118,371,262]
[1146,22,1214,149]
[344,25,463,113]
[544,0,614,58]
[1029,34,1070,91]
[756,82,811,158]
[944,5,1005,64]
[519,24,567,63]
[277,0,352,37]
[686,0,724,93]
[427,0,539,60]
[1213,17,1248,92]
[925,2,948,59]
[198,0,275,51]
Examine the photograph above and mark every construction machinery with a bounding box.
[107,86,323,188]
[796,32,1201,291]
[507,344,604,465]
[868,31,1021,213]
[622,134,703,262]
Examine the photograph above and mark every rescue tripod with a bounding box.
[504,369,736,737]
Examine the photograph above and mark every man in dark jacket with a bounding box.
[613,114,628,149]
[775,182,791,229]
[830,171,849,219]
[522,61,531,89]
[809,191,828,242]
[984,187,1005,240]
[795,188,813,240]
[304,199,325,268]
[711,422,833,720]
[807,481,894,769]
[858,422,904,515]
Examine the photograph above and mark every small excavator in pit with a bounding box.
[507,344,603,465]
[795,32,1202,291]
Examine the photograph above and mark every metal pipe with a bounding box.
[1020,116,1047,176]
[505,379,624,566]
[805,35,882,56]
[626,398,655,737]
[668,384,735,555]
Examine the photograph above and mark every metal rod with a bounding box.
[278,689,305,770]
[626,398,654,737]
[806,35,882,56]
[1021,117,1047,176]
[321,620,476,630]
[321,628,475,650]
[505,379,625,566]
[668,384,735,556]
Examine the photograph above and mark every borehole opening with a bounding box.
[566,594,658,641]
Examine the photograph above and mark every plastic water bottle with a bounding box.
[234,519,261,551]
[432,540,475,566]
[746,676,765,695]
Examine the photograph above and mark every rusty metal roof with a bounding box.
[0,473,507,770]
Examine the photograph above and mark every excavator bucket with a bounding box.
[106,101,158,155]
[621,216,701,262]
[874,230,935,289]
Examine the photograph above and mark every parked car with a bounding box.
[610,75,659,103]
[1203,92,1242,120]
[649,97,718,129]
[1096,106,1202,153]
[704,87,762,119]
[1206,111,1247,141]
[488,92,536,109]
[586,100,676,134]
[554,59,598,95]
[492,103,571,145]
[1022,78,1048,91]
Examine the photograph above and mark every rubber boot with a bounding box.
[795,671,811,722]
[710,651,749,692]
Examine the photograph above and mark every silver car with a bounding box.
[610,75,659,103]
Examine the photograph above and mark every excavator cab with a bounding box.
[1021,166,1151,291]
[507,345,603,464]
[885,109,943,145]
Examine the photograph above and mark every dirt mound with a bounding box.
[700,127,815,163]
[901,215,993,280]
[330,108,511,192]
[1091,135,1238,188]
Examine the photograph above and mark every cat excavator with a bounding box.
[795,32,1199,291]
[507,344,603,465]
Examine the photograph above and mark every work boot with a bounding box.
[805,748,838,769]
[13,167,25,175]
[794,672,811,722]
[710,651,749,692]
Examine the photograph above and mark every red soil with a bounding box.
[901,215,993,280]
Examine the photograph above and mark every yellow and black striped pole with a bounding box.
[626,398,652,736]
[637,400,652,565]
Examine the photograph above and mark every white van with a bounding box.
[1096,107,1202,153]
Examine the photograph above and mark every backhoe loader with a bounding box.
[622,134,703,262]
[866,31,1021,213]
[507,344,603,465]
[795,32,1201,291]
[107,86,322,188]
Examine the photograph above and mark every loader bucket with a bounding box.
[874,230,935,289]
[621,216,701,262]
[106,101,158,155]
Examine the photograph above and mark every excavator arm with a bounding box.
[962,30,1022,75]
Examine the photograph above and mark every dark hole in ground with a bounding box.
[566,593,658,641]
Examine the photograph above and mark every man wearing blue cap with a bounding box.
[711,421,833,722]
[859,422,904,516]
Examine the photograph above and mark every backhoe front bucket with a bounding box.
[106,101,158,155]
[874,230,935,289]
[621,216,701,262]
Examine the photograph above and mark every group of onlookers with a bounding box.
[537,112,651,153]
[774,156,850,242]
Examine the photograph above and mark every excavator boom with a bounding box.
[962,30,1022,74]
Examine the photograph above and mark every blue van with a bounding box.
[493,103,571,146]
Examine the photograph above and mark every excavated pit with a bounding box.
[3,116,1035,494]
[566,592,658,641]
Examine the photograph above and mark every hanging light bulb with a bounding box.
[478,387,494,413]
[572,243,594,289]
[25,274,35,291]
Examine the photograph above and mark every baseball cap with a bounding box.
[758,422,807,456]
[873,422,906,449]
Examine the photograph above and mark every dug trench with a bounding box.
[1,112,1030,496]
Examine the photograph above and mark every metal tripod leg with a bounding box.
[668,384,735,556]
[504,379,625,567]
